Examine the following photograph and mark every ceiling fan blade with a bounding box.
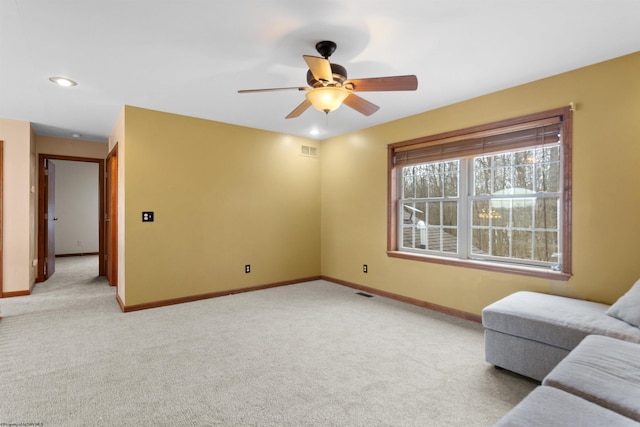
[285,99,312,119]
[303,55,334,83]
[343,93,380,116]
[345,75,418,92]
[238,86,309,94]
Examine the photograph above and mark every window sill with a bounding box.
[386,251,571,281]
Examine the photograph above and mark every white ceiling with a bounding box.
[1,0,639,142]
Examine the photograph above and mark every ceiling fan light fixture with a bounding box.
[306,86,349,113]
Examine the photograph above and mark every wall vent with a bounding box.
[301,145,319,157]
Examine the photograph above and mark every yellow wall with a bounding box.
[321,52,640,314]
[122,106,321,306]
[0,118,35,294]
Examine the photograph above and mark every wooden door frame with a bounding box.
[106,144,118,287]
[37,154,105,282]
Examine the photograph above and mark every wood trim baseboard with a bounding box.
[6,273,480,324]
[117,276,322,313]
[116,292,125,311]
[321,275,482,323]
[2,289,31,298]
[115,275,481,323]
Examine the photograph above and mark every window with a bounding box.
[388,108,572,280]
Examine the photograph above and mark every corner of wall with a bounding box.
[29,124,37,288]
[0,118,34,293]
[109,107,126,305]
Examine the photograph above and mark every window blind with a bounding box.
[393,117,562,166]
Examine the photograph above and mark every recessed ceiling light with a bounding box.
[49,76,77,87]
[71,133,81,138]
[309,129,321,136]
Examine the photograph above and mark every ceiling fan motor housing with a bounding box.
[306,63,347,87]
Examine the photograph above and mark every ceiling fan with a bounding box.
[238,41,418,119]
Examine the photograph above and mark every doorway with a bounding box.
[37,154,105,282]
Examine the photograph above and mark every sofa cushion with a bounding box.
[493,386,639,427]
[482,291,640,351]
[607,278,640,327]
[543,335,640,422]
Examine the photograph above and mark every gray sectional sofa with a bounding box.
[483,289,640,381]
[483,278,640,425]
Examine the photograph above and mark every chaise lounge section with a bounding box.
[482,288,640,381]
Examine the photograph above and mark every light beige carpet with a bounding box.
[0,256,535,426]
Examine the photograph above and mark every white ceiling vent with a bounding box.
[301,145,319,157]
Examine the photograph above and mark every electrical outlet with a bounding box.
[363,264,368,273]
[142,211,154,222]
[245,264,251,273]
